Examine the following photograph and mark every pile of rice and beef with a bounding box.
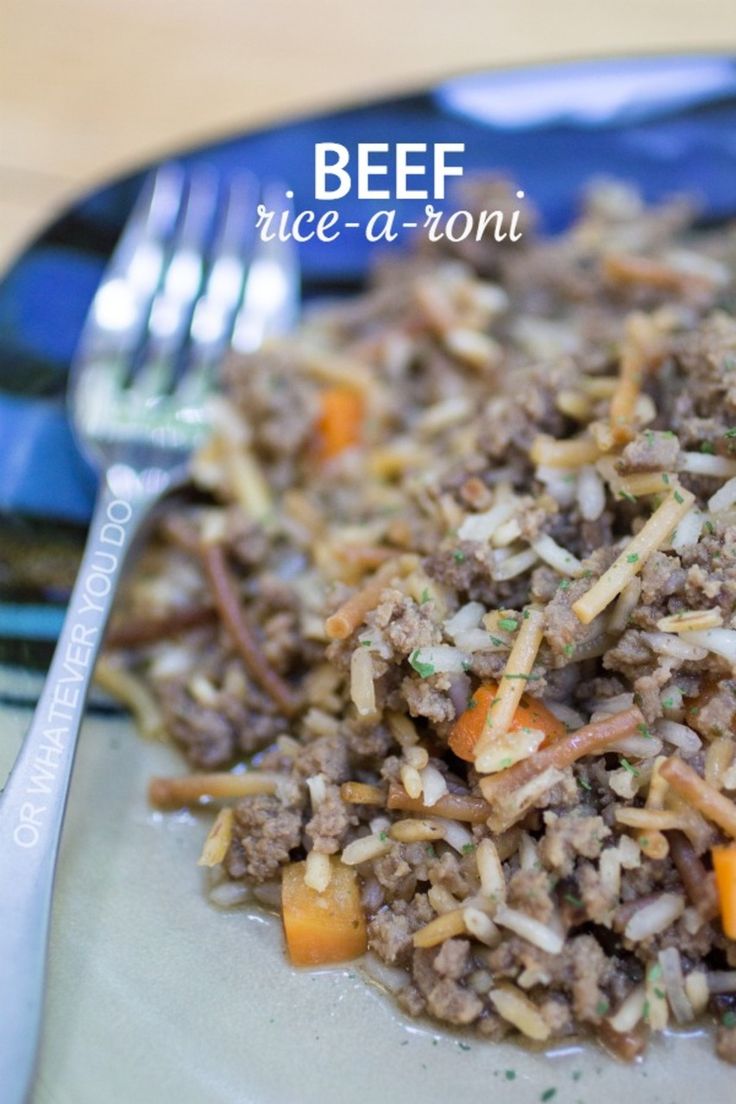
[106,181,736,1062]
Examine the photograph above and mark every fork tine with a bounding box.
[230,181,299,354]
[85,164,186,354]
[73,169,301,455]
[176,173,256,405]
[70,165,187,430]
[132,166,219,397]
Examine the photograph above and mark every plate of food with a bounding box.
[2,52,736,1104]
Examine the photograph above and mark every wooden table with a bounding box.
[1,0,734,269]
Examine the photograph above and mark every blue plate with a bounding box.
[2,52,736,643]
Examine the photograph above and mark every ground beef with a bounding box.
[396,983,427,1017]
[506,868,555,923]
[306,785,353,853]
[427,850,473,899]
[543,548,617,663]
[345,719,395,760]
[223,346,315,472]
[691,681,736,738]
[672,312,736,421]
[538,812,610,875]
[158,681,237,767]
[372,846,417,899]
[638,550,686,607]
[226,796,302,883]
[368,894,434,965]
[425,542,529,609]
[618,430,680,473]
[531,564,563,603]
[401,676,455,724]
[294,735,350,783]
[433,938,473,980]
[578,860,617,924]
[412,948,483,1024]
[632,669,671,724]
[603,629,655,677]
[223,511,270,569]
[567,935,615,1023]
[680,526,736,617]
[467,650,509,680]
[368,592,441,656]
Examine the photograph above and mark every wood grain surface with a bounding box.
[1,0,734,267]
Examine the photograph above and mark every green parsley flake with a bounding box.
[662,473,670,485]
[662,697,674,709]
[505,1071,516,1081]
[637,723,652,739]
[462,843,476,855]
[701,441,715,454]
[420,587,431,604]
[648,963,663,982]
[642,999,651,1023]
[619,490,636,504]
[725,428,736,438]
[378,831,388,842]
[541,1089,557,1102]
[409,649,435,678]
[578,777,592,791]
[360,638,372,647]
[559,579,571,591]
[564,643,575,657]
[489,635,506,646]
[466,697,478,710]
[595,998,610,1016]
[674,490,684,504]
[457,1042,471,1052]
[425,844,436,857]
[499,617,519,632]
[564,892,584,909]
[626,553,639,563]
[619,756,639,776]
[723,1010,736,1028]
[499,757,514,769]
[704,520,715,534]
[453,549,466,563]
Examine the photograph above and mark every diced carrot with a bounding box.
[449,682,565,763]
[316,387,363,460]
[712,845,736,940]
[282,857,367,966]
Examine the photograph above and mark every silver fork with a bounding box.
[0,163,298,1103]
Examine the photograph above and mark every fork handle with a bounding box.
[0,477,154,1104]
